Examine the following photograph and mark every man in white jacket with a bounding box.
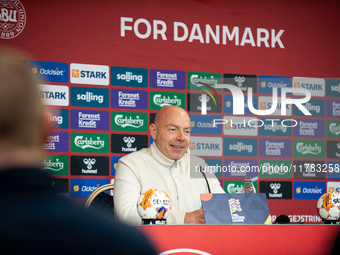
[114,106,225,225]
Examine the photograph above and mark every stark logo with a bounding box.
[0,0,26,39]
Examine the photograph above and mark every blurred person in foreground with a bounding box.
[114,105,225,225]
[0,47,157,255]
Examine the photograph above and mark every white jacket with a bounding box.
[114,143,225,225]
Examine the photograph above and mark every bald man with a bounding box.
[0,47,156,254]
[114,106,225,225]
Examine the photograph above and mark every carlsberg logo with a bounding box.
[75,136,105,149]
[296,142,322,155]
[330,123,340,135]
[42,159,64,171]
[190,74,218,87]
[153,94,181,107]
[227,183,243,193]
[114,114,143,128]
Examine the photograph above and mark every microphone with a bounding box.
[199,166,211,193]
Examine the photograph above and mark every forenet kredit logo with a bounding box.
[0,0,26,39]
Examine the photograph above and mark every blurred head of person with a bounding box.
[0,47,48,169]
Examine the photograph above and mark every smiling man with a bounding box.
[114,106,224,225]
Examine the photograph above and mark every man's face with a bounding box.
[150,109,191,160]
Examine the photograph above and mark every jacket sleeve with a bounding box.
[114,156,143,226]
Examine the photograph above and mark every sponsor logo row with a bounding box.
[190,137,340,159]
[190,116,340,137]
[44,132,340,159]
[44,154,340,180]
[41,85,340,118]
[50,178,115,199]
[43,155,120,176]
[52,176,337,200]
[31,61,340,98]
[47,109,340,138]
[224,180,340,200]
[204,159,340,179]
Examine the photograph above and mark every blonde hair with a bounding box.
[0,48,44,149]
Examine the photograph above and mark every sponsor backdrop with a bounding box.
[2,0,340,224]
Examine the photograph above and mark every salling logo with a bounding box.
[190,75,218,88]
[330,83,340,94]
[263,121,287,133]
[296,142,322,155]
[330,123,340,135]
[111,66,147,87]
[74,136,105,149]
[70,63,109,85]
[117,71,143,83]
[122,137,137,152]
[77,91,104,103]
[0,0,26,39]
[229,142,252,153]
[47,111,63,125]
[303,102,320,114]
[269,183,282,198]
[82,158,97,174]
[41,158,64,172]
[115,115,143,128]
[153,94,181,107]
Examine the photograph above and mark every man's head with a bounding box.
[0,47,46,155]
[150,106,191,160]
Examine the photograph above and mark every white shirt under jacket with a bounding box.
[113,142,225,225]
